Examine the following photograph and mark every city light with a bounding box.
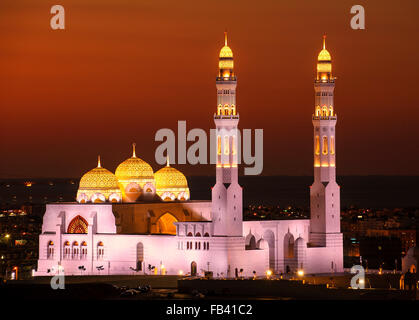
[4,234,10,239]
[266,270,272,279]
[297,270,304,277]
[178,270,183,275]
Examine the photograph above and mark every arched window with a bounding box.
[97,241,104,260]
[187,232,193,237]
[330,136,335,154]
[329,106,333,116]
[47,241,54,259]
[203,232,210,237]
[72,241,79,259]
[284,234,294,259]
[195,232,201,237]
[231,105,236,115]
[136,242,144,271]
[63,241,70,259]
[315,136,320,155]
[207,242,209,250]
[224,107,230,115]
[67,215,88,234]
[224,136,229,155]
[217,105,222,116]
[322,106,328,117]
[322,136,328,155]
[316,106,321,117]
[80,241,87,259]
[231,136,236,155]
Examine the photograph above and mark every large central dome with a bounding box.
[115,144,156,202]
[115,146,154,181]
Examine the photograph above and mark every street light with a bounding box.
[297,269,304,277]
[266,270,272,279]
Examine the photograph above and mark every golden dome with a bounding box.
[318,35,331,61]
[219,32,233,58]
[78,157,120,191]
[155,160,188,190]
[115,144,154,181]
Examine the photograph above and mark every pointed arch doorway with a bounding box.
[191,261,197,276]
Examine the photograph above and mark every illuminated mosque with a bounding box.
[36,34,343,277]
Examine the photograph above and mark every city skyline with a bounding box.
[1,0,419,178]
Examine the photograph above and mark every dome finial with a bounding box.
[97,155,101,168]
[224,30,228,46]
[132,143,136,158]
[166,155,170,167]
[323,34,326,50]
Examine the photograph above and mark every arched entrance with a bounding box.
[263,230,276,271]
[156,212,178,235]
[191,261,197,276]
[136,242,144,271]
[67,215,88,234]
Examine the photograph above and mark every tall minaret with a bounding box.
[211,32,243,237]
[309,36,341,247]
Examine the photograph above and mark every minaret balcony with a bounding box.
[312,115,337,120]
[214,114,239,120]
[216,76,237,82]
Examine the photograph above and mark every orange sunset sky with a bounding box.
[0,0,418,178]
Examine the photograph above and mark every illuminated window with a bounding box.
[322,106,328,117]
[322,136,328,155]
[224,136,229,155]
[224,107,229,115]
[80,241,87,259]
[217,105,222,115]
[316,106,321,117]
[330,136,335,154]
[231,105,236,115]
[63,241,70,259]
[217,136,221,155]
[97,242,104,260]
[315,136,320,155]
[47,241,54,259]
[329,106,333,116]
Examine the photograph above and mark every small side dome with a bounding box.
[154,158,190,201]
[77,156,121,203]
[318,35,332,61]
[318,49,331,61]
[220,45,233,58]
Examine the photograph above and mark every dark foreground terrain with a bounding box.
[0,274,417,300]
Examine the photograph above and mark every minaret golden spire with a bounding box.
[132,143,136,158]
[323,35,326,50]
[224,30,228,46]
[97,155,101,168]
[166,155,170,167]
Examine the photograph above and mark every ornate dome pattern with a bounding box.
[155,165,188,190]
[115,157,154,181]
[76,156,122,202]
[318,49,331,61]
[79,167,120,190]
[154,160,190,201]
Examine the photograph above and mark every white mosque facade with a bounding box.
[35,35,343,277]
